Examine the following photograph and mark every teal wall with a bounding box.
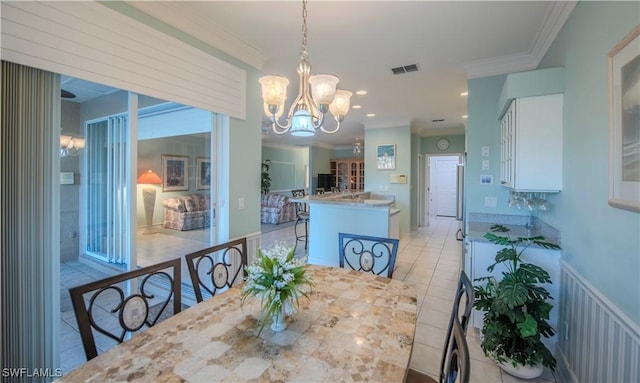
[310,146,334,191]
[538,1,640,324]
[466,75,514,216]
[334,148,364,159]
[467,1,640,324]
[421,135,465,155]
[261,145,308,193]
[365,126,411,233]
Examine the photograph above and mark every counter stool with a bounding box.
[291,189,309,250]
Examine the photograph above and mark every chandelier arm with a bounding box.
[269,114,292,134]
[319,116,341,134]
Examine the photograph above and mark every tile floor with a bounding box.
[59,217,556,382]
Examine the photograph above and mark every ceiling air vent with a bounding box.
[391,64,420,75]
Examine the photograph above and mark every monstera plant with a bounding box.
[474,224,561,377]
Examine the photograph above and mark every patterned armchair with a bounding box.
[260,193,296,224]
[163,194,213,231]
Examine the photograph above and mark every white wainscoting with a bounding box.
[557,261,639,383]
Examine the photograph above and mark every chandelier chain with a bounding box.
[301,0,308,60]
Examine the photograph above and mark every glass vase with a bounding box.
[270,306,287,332]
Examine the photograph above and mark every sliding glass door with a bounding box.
[84,114,129,263]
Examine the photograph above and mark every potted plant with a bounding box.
[241,243,314,334]
[261,160,271,195]
[473,224,561,379]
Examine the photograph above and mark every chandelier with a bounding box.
[353,140,362,155]
[60,135,85,157]
[259,0,352,137]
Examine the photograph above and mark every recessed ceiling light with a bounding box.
[460,91,468,96]
[352,105,362,109]
[462,115,468,119]
[356,90,367,96]
[366,113,375,117]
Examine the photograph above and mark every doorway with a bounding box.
[427,155,462,221]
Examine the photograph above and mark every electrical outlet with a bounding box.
[238,197,245,210]
[485,196,497,207]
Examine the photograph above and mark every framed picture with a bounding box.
[377,144,396,170]
[608,26,640,212]
[162,155,189,191]
[196,157,211,190]
[480,174,493,185]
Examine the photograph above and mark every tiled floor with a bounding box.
[59,218,556,382]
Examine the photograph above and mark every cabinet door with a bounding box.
[500,100,515,188]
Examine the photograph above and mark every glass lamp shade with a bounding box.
[259,76,289,106]
[329,90,353,117]
[60,135,72,148]
[137,170,163,184]
[290,110,315,137]
[308,74,339,105]
[72,138,86,150]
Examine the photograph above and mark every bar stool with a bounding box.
[291,189,309,250]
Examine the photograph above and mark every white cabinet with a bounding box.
[470,241,560,350]
[499,94,563,192]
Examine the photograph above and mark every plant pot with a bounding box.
[497,358,543,380]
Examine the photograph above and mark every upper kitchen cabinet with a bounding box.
[498,68,564,192]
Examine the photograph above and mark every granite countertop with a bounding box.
[58,265,417,383]
[466,213,561,247]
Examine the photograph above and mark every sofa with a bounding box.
[261,193,296,224]
[163,194,212,231]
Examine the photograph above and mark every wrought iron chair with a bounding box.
[291,189,310,250]
[338,232,399,278]
[405,271,474,383]
[185,237,248,303]
[69,258,182,361]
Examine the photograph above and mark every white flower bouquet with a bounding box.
[241,243,313,333]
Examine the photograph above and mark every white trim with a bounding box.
[1,1,246,119]
[561,260,639,335]
[464,1,576,79]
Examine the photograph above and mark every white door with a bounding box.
[430,156,459,218]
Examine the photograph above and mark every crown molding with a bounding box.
[464,1,576,79]
[125,1,266,70]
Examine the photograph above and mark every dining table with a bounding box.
[57,265,417,382]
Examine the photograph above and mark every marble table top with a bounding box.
[58,265,417,382]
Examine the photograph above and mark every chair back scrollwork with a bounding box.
[69,258,182,361]
[338,233,399,278]
[185,237,248,303]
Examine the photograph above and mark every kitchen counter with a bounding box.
[466,213,561,246]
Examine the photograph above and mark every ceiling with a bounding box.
[63,1,574,149]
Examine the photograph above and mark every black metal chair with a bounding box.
[69,258,182,361]
[338,232,399,278]
[185,237,248,303]
[405,270,474,383]
[291,189,310,250]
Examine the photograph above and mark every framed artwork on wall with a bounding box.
[608,26,640,212]
[162,154,189,191]
[377,144,396,170]
[196,157,211,190]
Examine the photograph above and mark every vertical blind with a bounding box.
[1,60,60,379]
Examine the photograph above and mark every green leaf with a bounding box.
[517,314,538,337]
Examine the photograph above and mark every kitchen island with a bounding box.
[296,192,400,267]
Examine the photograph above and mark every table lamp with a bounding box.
[137,170,163,234]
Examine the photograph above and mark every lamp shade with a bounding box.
[259,76,289,106]
[290,110,315,137]
[309,74,339,105]
[137,170,162,184]
[329,89,353,117]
